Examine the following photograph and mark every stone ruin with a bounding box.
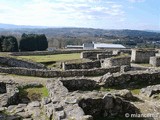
[101,56,131,68]
[149,56,160,67]
[131,49,156,63]
[0,81,19,107]
[2,48,160,120]
[44,79,140,120]
[0,78,141,120]
[81,51,113,60]
[141,84,160,98]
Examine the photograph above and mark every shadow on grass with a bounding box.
[18,85,48,104]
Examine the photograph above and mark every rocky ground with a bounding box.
[1,72,160,120]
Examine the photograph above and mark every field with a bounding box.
[17,53,81,63]
[17,53,92,69]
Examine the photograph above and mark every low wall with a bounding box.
[0,57,46,69]
[81,51,112,60]
[62,60,101,70]
[149,56,160,67]
[131,49,156,63]
[0,66,120,77]
[100,69,160,88]
[101,56,131,68]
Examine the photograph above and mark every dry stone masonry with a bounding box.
[62,60,101,70]
[131,49,156,63]
[0,56,46,69]
[81,51,112,60]
[0,81,19,107]
[149,56,160,67]
[100,69,160,88]
[141,84,160,97]
[101,56,131,68]
[0,66,120,77]
[44,79,140,120]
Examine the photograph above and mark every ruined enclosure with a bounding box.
[45,79,141,120]
[1,49,160,120]
[131,49,156,63]
[81,51,113,60]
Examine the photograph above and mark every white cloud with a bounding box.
[0,0,125,27]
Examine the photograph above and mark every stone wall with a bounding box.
[45,80,91,120]
[100,69,160,88]
[0,66,120,77]
[45,80,140,120]
[0,81,19,107]
[101,56,131,68]
[0,57,46,69]
[62,60,101,70]
[131,49,156,63]
[81,51,112,60]
[149,56,160,67]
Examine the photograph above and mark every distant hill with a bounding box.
[0,23,48,29]
[0,23,160,49]
[0,23,159,38]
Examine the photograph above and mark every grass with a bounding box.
[17,53,81,63]
[17,53,92,69]
[131,89,140,95]
[19,86,49,102]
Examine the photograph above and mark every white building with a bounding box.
[66,42,126,50]
[94,43,125,49]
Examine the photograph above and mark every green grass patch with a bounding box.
[131,89,140,95]
[17,53,81,63]
[19,86,49,102]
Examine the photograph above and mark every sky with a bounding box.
[0,0,159,30]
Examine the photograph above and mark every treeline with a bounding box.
[0,34,48,52]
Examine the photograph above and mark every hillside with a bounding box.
[0,23,160,48]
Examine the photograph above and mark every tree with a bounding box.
[19,34,48,51]
[0,36,18,52]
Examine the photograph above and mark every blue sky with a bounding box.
[0,0,159,30]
